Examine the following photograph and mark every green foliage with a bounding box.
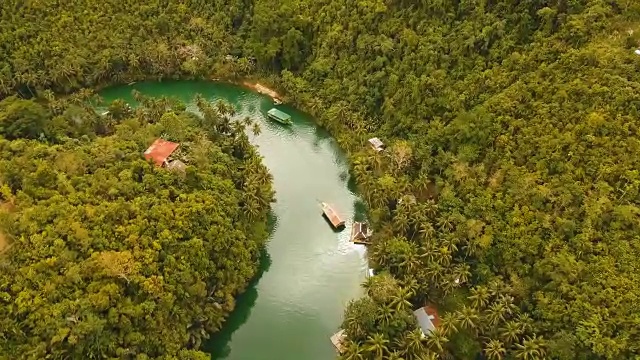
[0,96,48,139]
[0,0,255,95]
[0,96,273,359]
[2,0,640,358]
[242,0,640,359]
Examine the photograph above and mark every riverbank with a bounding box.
[98,81,368,360]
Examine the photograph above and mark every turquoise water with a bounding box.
[99,81,367,360]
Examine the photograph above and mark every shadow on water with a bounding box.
[347,175,368,223]
[321,214,347,234]
[204,251,273,357]
[203,211,277,357]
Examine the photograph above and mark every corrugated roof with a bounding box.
[351,222,369,242]
[330,329,346,353]
[368,137,385,150]
[413,306,439,336]
[144,139,179,167]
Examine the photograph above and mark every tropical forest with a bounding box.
[1,0,640,359]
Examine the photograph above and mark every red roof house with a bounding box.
[144,139,180,167]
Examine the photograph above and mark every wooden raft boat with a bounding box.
[321,202,345,229]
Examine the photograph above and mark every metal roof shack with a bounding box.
[368,137,385,152]
[144,139,180,167]
[413,305,440,338]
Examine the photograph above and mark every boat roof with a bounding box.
[268,108,291,120]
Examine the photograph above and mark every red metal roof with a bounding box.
[144,139,179,167]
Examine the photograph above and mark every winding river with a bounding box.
[99,81,367,360]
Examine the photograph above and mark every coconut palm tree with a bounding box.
[514,335,546,360]
[438,312,458,336]
[499,320,523,345]
[483,339,506,360]
[341,339,366,360]
[365,333,389,359]
[468,285,490,310]
[485,302,508,327]
[425,329,448,353]
[455,305,479,332]
[389,286,413,312]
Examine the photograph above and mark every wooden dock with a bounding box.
[321,202,345,229]
[350,221,371,245]
[330,329,346,354]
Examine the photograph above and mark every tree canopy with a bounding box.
[2,0,640,358]
[0,94,274,359]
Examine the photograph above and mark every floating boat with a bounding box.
[321,202,345,229]
[267,108,293,125]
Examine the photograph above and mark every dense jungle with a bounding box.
[1,0,640,359]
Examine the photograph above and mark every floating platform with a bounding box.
[330,329,346,354]
[267,108,293,125]
[350,222,371,245]
[321,202,345,229]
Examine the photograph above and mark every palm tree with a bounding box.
[419,222,436,242]
[455,305,479,331]
[516,313,534,333]
[451,263,471,285]
[438,312,458,336]
[486,302,508,327]
[514,335,546,360]
[468,285,490,309]
[404,328,426,357]
[415,351,438,360]
[425,329,448,353]
[365,333,389,359]
[393,213,410,235]
[377,304,394,328]
[341,339,366,360]
[483,339,506,360]
[499,320,523,345]
[389,286,413,312]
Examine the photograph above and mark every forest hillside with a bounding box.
[1,0,640,359]
[0,93,274,359]
[245,0,640,359]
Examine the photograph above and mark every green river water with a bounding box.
[99,81,367,360]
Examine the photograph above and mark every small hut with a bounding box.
[144,139,180,167]
[321,202,345,229]
[330,329,347,354]
[368,137,385,152]
[413,305,440,338]
[350,222,371,245]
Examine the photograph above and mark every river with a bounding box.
[99,80,367,360]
